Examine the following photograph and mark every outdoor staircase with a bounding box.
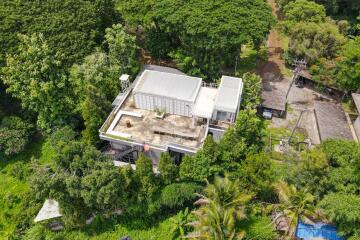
[114,145,143,164]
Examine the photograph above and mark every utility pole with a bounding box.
[285,59,307,99]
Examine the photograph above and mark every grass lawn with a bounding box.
[0,137,55,239]
[46,216,177,240]
[236,44,268,76]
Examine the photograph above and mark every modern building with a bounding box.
[99,65,243,165]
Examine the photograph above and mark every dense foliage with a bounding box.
[0,0,118,67]
[2,34,74,132]
[0,116,34,156]
[117,0,275,79]
[284,140,360,238]
[1,0,359,238]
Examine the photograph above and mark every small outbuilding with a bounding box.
[261,84,287,118]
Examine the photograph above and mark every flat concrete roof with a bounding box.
[214,76,243,113]
[106,92,207,150]
[314,101,353,141]
[193,87,218,119]
[133,70,202,102]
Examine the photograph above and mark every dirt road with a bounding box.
[257,0,286,83]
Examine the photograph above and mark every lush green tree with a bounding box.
[277,0,360,17]
[284,0,326,23]
[0,0,119,66]
[288,22,346,64]
[71,24,140,144]
[335,36,360,91]
[104,24,140,76]
[319,140,360,195]
[80,85,112,145]
[239,216,278,240]
[158,153,178,184]
[179,136,220,182]
[30,129,127,226]
[319,193,360,237]
[136,154,158,201]
[2,34,74,132]
[190,175,251,240]
[81,166,126,213]
[234,109,266,151]
[217,128,247,167]
[286,148,329,198]
[274,181,318,236]
[241,73,262,109]
[309,57,337,86]
[159,183,200,209]
[0,116,34,156]
[70,51,118,145]
[238,153,275,201]
[118,0,274,79]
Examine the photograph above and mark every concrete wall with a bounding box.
[354,117,360,141]
[134,93,193,117]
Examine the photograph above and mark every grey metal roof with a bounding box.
[133,70,202,102]
[314,101,353,141]
[143,65,186,75]
[261,82,287,111]
[352,93,360,112]
[214,76,243,113]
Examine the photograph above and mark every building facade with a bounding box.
[99,65,243,166]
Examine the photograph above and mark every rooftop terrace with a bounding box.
[102,92,208,150]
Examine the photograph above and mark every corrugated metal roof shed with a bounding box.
[214,76,243,113]
[133,70,202,102]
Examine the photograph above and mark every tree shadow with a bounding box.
[257,60,284,83]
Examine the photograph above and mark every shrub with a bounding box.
[0,116,34,156]
[158,153,178,184]
[240,216,278,240]
[159,183,201,209]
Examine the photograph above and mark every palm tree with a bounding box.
[274,181,318,237]
[188,175,251,240]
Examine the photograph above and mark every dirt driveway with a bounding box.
[260,0,323,145]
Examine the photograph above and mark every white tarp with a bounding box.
[34,199,62,223]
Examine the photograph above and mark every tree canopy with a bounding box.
[2,34,74,131]
[0,0,118,67]
[0,116,34,156]
[284,0,326,23]
[118,0,275,79]
[288,22,346,64]
[335,36,360,91]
